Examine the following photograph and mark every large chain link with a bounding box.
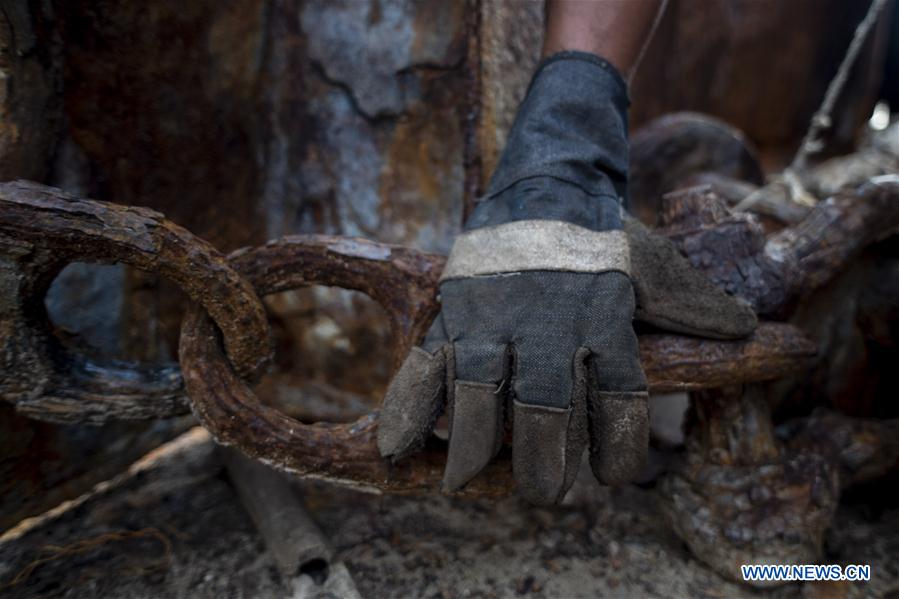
[0,180,271,423]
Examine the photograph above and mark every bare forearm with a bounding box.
[543,0,665,80]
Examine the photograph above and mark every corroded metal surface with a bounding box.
[226,236,444,371]
[0,180,834,431]
[475,0,543,192]
[638,326,815,392]
[660,180,899,317]
[0,181,272,423]
[0,1,61,183]
[0,3,893,582]
[768,178,899,295]
[662,386,841,588]
[50,0,469,397]
[661,389,899,586]
[779,408,899,487]
[2,172,892,510]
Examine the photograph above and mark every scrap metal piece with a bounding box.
[224,449,362,598]
[224,449,333,576]
[663,396,899,588]
[778,409,899,488]
[629,112,765,225]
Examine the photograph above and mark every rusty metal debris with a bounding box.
[661,385,842,588]
[660,178,899,318]
[654,176,899,585]
[629,112,765,224]
[223,448,363,598]
[224,449,334,577]
[662,387,899,588]
[0,179,818,424]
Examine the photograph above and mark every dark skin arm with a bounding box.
[543,0,666,80]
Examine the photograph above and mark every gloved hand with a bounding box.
[377,51,757,504]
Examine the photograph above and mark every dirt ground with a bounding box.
[1,428,896,599]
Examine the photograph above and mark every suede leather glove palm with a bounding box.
[377,52,757,505]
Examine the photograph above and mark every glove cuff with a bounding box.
[530,50,628,93]
[465,51,629,235]
[485,50,629,206]
[440,219,630,282]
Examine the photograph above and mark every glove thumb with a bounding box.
[624,215,758,339]
[377,317,450,461]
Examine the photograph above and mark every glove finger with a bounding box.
[586,353,649,486]
[582,276,649,485]
[623,215,758,339]
[377,317,449,462]
[442,339,508,492]
[442,380,505,492]
[512,347,590,505]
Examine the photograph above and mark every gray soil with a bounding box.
[1,429,896,599]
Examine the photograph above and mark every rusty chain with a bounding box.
[2,171,897,494]
[178,238,812,495]
[0,180,271,424]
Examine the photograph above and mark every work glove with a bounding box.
[377,51,757,504]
